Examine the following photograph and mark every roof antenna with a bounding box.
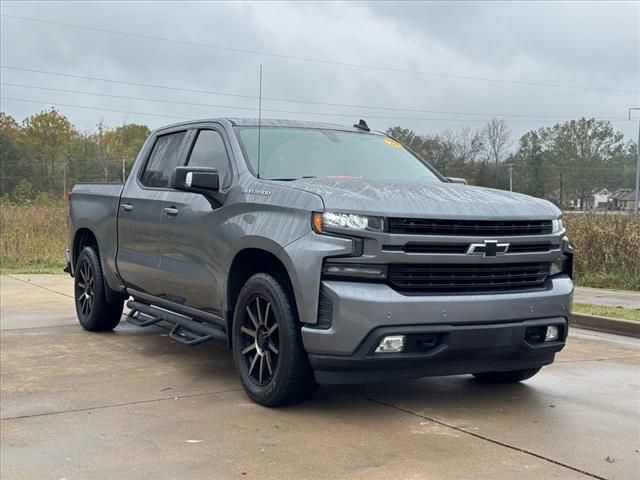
[353,119,370,132]
[257,64,263,179]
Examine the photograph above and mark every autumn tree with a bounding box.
[21,108,75,193]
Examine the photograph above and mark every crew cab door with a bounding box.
[157,126,235,320]
[117,129,190,296]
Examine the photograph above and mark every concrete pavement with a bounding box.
[1,274,639,479]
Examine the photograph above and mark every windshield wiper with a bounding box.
[265,176,317,181]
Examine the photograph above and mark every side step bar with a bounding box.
[126,300,226,346]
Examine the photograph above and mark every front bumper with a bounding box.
[302,275,573,384]
[309,318,567,384]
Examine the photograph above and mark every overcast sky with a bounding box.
[1,1,638,143]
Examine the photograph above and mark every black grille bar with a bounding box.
[383,242,559,255]
[388,262,551,294]
[388,218,553,236]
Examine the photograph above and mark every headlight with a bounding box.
[552,218,564,233]
[312,212,384,233]
[549,255,567,276]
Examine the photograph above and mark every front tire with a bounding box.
[74,246,123,331]
[473,367,542,383]
[232,273,317,407]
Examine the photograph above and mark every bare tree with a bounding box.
[482,118,512,163]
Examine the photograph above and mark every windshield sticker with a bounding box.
[384,137,402,148]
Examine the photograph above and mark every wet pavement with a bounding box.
[1,274,639,480]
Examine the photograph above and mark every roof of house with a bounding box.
[610,188,632,200]
[620,190,639,202]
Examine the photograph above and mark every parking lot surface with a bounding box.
[1,274,639,480]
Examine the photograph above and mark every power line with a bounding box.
[6,95,624,126]
[2,13,637,95]
[3,82,630,123]
[2,97,188,121]
[1,67,630,122]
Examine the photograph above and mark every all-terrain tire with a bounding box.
[74,246,123,331]
[473,367,542,383]
[232,272,317,407]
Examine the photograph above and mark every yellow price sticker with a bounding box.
[384,137,402,148]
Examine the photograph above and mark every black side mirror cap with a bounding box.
[171,166,220,194]
[446,177,467,184]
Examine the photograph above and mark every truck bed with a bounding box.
[69,183,124,289]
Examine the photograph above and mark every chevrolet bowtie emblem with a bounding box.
[467,240,510,257]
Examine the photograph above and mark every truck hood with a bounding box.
[288,178,560,220]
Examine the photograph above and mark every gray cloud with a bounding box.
[1,0,638,143]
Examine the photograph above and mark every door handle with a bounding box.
[163,207,179,217]
[120,203,133,212]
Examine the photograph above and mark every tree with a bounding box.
[21,108,76,194]
[545,118,625,206]
[0,113,22,195]
[508,130,550,200]
[481,118,511,163]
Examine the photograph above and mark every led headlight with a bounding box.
[552,217,564,233]
[312,212,384,233]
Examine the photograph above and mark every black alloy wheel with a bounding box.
[239,294,280,385]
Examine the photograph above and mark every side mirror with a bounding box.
[171,166,220,194]
[446,177,467,185]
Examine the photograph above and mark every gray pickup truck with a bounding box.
[66,118,574,406]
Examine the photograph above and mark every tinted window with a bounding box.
[187,130,231,187]
[140,131,187,188]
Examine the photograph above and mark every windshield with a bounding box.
[235,127,443,182]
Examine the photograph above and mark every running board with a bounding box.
[126,300,226,345]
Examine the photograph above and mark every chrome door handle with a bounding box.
[120,203,133,212]
[163,207,179,217]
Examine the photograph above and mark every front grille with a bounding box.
[388,262,551,294]
[383,242,559,255]
[388,218,553,236]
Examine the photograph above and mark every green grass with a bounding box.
[573,302,640,322]
[0,264,65,274]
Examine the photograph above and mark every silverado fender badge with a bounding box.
[467,240,510,257]
[241,188,272,196]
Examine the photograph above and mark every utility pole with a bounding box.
[630,108,640,215]
[122,158,126,183]
[506,163,513,192]
[559,172,564,209]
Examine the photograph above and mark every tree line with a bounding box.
[1,109,150,202]
[1,108,637,207]
[388,118,637,206]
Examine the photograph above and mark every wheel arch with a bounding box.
[226,247,301,347]
[72,226,126,303]
[72,227,99,268]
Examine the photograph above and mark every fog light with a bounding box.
[545,326,560,342]
[375,335,405,353]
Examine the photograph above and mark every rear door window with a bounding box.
[140,131,187,188]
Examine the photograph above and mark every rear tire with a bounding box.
[232,272,317,407]
[473,367,542,383]
[74,246,123,331]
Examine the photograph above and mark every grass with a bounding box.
[564,213,640,291]
[1,202,639,291]
[0,201,67,273]
[572,302,640,322]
